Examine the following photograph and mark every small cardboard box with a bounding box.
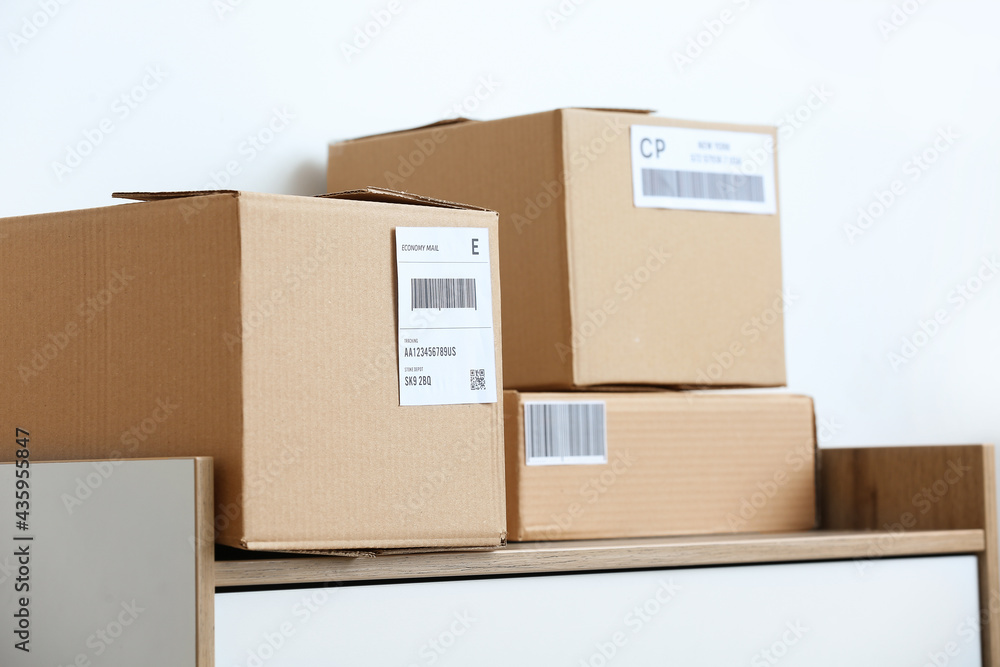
[0,189,506,553]
[503,390,816,541]
[328,109,786,389]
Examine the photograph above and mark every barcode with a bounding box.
[410,278,477,310]
[525,401,607,466]
[641,168,765,203]
[470,368,486,391]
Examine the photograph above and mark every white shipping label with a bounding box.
[630,125,777,214]
[524,401,607,466]
[395,227,497,406]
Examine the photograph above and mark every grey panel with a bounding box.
[1,458,197,666]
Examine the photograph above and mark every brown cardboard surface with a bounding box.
[328,108,786,389]
[0,191,505,552]
[504,390,816,541]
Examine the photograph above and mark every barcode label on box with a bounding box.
[411,278,477,310]
[524,401,607,466]
[630,125,777,214]
[395,228,497,406]
[640,169,765,203]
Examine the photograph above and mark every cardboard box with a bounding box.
[328,108,786,389]
[0,189,506,553]
[503,390,816,541]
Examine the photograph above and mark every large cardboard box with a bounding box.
[503,390,816,541]
[328,109,786,389]
[0,189,506,553]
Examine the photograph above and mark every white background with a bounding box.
[2,0,998,453]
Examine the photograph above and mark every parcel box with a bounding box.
[503,390,816,541]
[0,189,506,553]
[328,108,786,389]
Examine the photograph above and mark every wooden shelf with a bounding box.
[212,445,1000,666]
[215,528,984,588]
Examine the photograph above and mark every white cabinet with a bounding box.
[217,555,982,666]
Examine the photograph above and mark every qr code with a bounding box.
[470,368,486,391]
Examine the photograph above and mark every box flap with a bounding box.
[113,188,491,212]
[320,187,493,212]
[341,117,475,142]
[337,109,653,145]
[570,107,654,114]
[112,190,241,202]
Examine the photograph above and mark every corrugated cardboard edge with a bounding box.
[192,457,215,667]
[503,390,525,541]
[807,395,821,531]
[500,382,787,391]
[573,107,654,114]
[633,382,787,391]
[334,108,654,144]
[557,109,582,385]
[113,190,241,202]
[319,187,493,212]
[242,540,507,558]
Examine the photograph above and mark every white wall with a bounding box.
[3,0,998,451]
